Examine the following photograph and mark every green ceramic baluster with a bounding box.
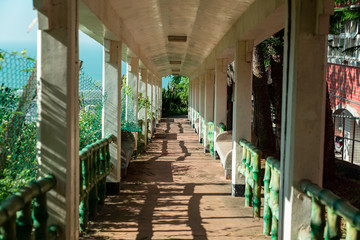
[244,143,252,207]
[33,192,49,240]
[4,215,16,240]
[325,206,341,240]
[310,197,325,240]
[270,167,280,240]
[252,148,261,218]
[346,222,359,240]
[263,161,271,235]
[89,146,98,217]
[16,201,32,240]
[98,145,107,204]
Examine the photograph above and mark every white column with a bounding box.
[147,73,153,138]
[232,40,254,197]
[153,77,158,123]
[199,74,205,142]
[214,58,228,157]
[127,57,139,148]
[102,40,122,186]
[195,77,200,129]
[188,80,191,120]
[193,78,197,127]
[159,78,162,119]
[204,69,215,151]
[140,68,148,145]
[189,80,192,121]
[35,0,79,237]
[190,80,194,125]
[279,0,332,238]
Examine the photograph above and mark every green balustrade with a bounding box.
[239,139,262,218]
[208,122,214,155]
[79,134,117,232]
[0,175,61,239]
[300,180,360,240]
[263,157,280,239]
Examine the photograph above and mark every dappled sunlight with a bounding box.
[81,117,266,239]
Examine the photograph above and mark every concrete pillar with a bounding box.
[147,74,153,138]
[279,0,332,238]
[188,80,192,120]
[102,40,122,190]
[214,58,228,157]
[153,77,158,123]
[35,0,79,238]
[190,80,195,125]
[193,78,197,127]
[159,78,162,119]
[127,57,139,148]
[199,74,205,142]
[195,77,200,129]
[204,70,215,151]
[192,79,196,128]
[232,40,254,197]
[140,68,148,145]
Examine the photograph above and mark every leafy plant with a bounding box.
[162,75,189,117]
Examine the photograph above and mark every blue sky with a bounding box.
[0,0,171,87]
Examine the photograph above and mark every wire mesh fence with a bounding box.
[333,114,360,165]
[0,49,38,201]
[0,49,125,202]
[121,77,141,132]
[79,69,106,150]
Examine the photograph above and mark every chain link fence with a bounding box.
[0,49,108,201]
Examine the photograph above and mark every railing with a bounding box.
[208,121,214,155]
[263,157,280,239]
[0,175,61,239]
[239,139,262,218]
[79,134,117,232]
[300,180,360,240]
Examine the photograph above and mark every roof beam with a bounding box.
[188,0,285,79]
[79,0,161,78]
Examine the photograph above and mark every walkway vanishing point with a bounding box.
[81,117,266,240]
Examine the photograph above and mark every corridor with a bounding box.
[81,117,265,239]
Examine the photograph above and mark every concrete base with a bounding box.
[106,182,121,195]
[232,184,245,197]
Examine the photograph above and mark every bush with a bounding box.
[162,75,188,117]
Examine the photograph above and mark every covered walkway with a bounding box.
[1,0,356,239]
[81,117,264,239]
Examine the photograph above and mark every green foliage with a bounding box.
[162,75,189,117]
[138,92,151,117]
[261,34,284,68]
[0,49,107,203]
[79,94,103,150]
[0,84,38,202]
[330,8,360,35]
[78,70,106,149]
[0,122,38,201]
[121,75,141,132]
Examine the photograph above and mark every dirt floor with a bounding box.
[80,117,267,240]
